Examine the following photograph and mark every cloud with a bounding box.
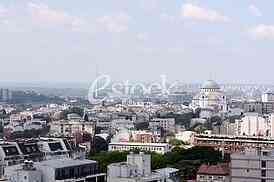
[249,24,274,40]
[97,13,131,33]
[249,4,262,17]
[181,3,230,23]
[28,2,85,30]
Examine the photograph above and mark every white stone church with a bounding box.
[192,80,227,112]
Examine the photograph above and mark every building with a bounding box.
[231,148,274,182]
[0,142,24,166]
[243,101,274,114]
[262,102,274,115]
[5,159,106,182]
[216,113,274,138]
[7,161,42,182]
[111,119,134,130]
[131,130,160,143]
[149,118,175,132]
[50,120,95,136]
[0,89,12,102]
[67,113,82,120]
[167,91,192,105]
[262,92,274,103]
[239,113,268,136]
[37,137,75,160]
[175,131,196,144]
[194,134,274,152]
[0,138,75,166]
[107,152,179,182]
[192,80,227,112]
[196,163,230,182]
[243,101,263,114]
[215,119,240,136]
[108,142,170,154]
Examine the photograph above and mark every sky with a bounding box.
[0,0,274,84]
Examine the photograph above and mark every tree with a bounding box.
[169,139,184,147]
[88,146,223,180]
[89,151,128,172]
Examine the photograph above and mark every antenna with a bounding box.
[95,62,99,91]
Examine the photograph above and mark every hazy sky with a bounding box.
[0,0,274,84]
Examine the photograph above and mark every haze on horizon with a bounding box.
[0,0,274,84]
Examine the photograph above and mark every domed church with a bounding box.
[192,80,227,112]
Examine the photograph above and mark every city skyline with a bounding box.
[1,0,274,83]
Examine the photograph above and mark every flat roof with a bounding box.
[154,167,179,174]
[36,159,97,169]
[109,142,169,147]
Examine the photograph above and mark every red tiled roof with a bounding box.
[197,163,229,175]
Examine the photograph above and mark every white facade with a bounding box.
[107,153,179,182]
[6,162,42,182]
[50,120,94,136]
[262,92,274,103]
[239,113,267,136]
[237,113,274,137]
[192,80,227,112]
[5,159,106,182]
[220,113,274,137]
[108,142,170,154]
[175,131,195,144]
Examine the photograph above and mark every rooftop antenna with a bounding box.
[95,62,99,91]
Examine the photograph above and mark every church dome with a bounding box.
[201,80,220,89]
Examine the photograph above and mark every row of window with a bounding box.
[198,175,225,180]
[111,145,165,152]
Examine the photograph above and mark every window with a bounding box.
[261,170,266,177]
[262,161,266,168]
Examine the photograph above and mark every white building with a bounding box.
[111,119,134,130]
[231,148,274,182]
[5,159,106,182]
[192,80,227,112]
[107,152,179,182]
[50,120,95,136]
[37,138,74,160]
[7,161,42,182]
[108,142,170,154]
[262,92,274,103]
[238,113,270,137]
[175,131,195,144]
[218,113,274,138]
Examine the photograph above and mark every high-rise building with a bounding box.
[0,89,12,102]
[262,92,274,103]
[231,148,274,182]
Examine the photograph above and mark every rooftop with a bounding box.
[109,142,169,147]
[201,80,220,89]
[36,159,97,169]
[197,163,229,176]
